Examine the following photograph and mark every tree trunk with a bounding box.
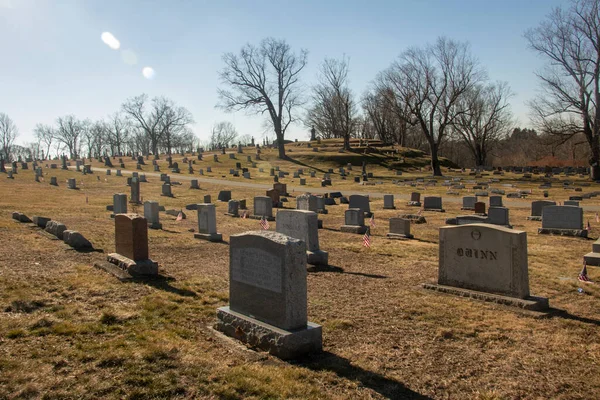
[343,134,350,150]
[430,142,443,176]
[590,134,600,180]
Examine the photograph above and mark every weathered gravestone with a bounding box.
[112,193,127,218]
[194,204,223,242]
[161,183,173,197]
[190,179,199,189]
[462,196,477,210]
[252,196,274,220]
[94,214,158,280]
[218,190,231,202]
[423,224,548,311]
[130,178,141,204]
[226,199,240,217]
[348,195,371,217]
[564,200,579,207]
[489,195,503,207]
[539,206,586,237]
[340,208,367,234]
[423,196,445,212]
[527,200,556,221]
[387,218,413,240]
[276,210,328,265]
[474,202,486,215]
[144,201,162,229]
[50,177,58,186]
[215,231,322,359]
[488,207,511,228]
[68,178,77,190]
[383,194,395,210]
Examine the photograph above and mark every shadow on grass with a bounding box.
[307,264,387,279]
[131,274,197,297]
[300,351,432,400]
[548,309,600,327]
[68,247,104,254]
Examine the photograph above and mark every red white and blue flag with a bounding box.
[587,220,592,231]
[260,216,269,230]
[370,215,376,228]
[176,211,183,221]
[579,260,592,283]
[362,228,371,248]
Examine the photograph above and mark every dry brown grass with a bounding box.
[1,143,599,399]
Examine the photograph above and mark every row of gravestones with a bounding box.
[97,209,552,360]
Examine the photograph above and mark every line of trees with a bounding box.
[4,0,598,174]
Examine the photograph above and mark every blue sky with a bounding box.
[0,0,568,145]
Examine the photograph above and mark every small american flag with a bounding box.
[579,260,592,283]
[417,209,423,216]
[587,220,592,231]
[260,216,269,230]
[362,228,371,248]
[596,212,599,223]
[241,210,247,219]
[370,215,376,228]
[176,211,183,221]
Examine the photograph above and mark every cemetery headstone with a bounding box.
[215,231,322,359]
[194,204,223,242]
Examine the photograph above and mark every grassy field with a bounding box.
[1,141,599,399]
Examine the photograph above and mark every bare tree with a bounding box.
[106,112,129,156]
[0,113,19,162]
[218,37,308,159]
[34,124,55,160]
[451,81,513,166]
[84,120,106,158]
[122,94,169,157]
[55,115,87,160]
[526,0,600,178]
[382,37,485,175]
[362,86,409,145]
[306,57,357,150]
[209,121,238,149]
[158,99,194,160]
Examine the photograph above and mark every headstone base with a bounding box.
[148,222,163,230]
[383,206,396,210]
[460,207,475,211]
[340,225,367,234]
[538,228,588,238]
[194,232,223,242]
[101,253,158,278]
[249,215,275,221]
[307,250,328,266]
[422,283,549,311]
[407,201,421,207]
[215,306,322,360]
[583,252,600,266]
[423,208,445,212]
[526,216,542,221]
[318,219,323,229]
[386,233,414,240]
[224,213,239,218]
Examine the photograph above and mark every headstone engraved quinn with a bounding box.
[215,231,322,359]
[423,224,548,310]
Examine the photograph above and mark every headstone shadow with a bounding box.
[130,274,197,297]
[299,351,433,400]
[307,264,387,279]
[547,308,600,327]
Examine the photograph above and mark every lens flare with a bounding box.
[142,67,155,80]
[101,32,120,50]
[120,49,138,65]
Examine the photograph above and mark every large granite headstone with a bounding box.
[194,204,222,242]
[423,224,548,310]
[215,231,322,359]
